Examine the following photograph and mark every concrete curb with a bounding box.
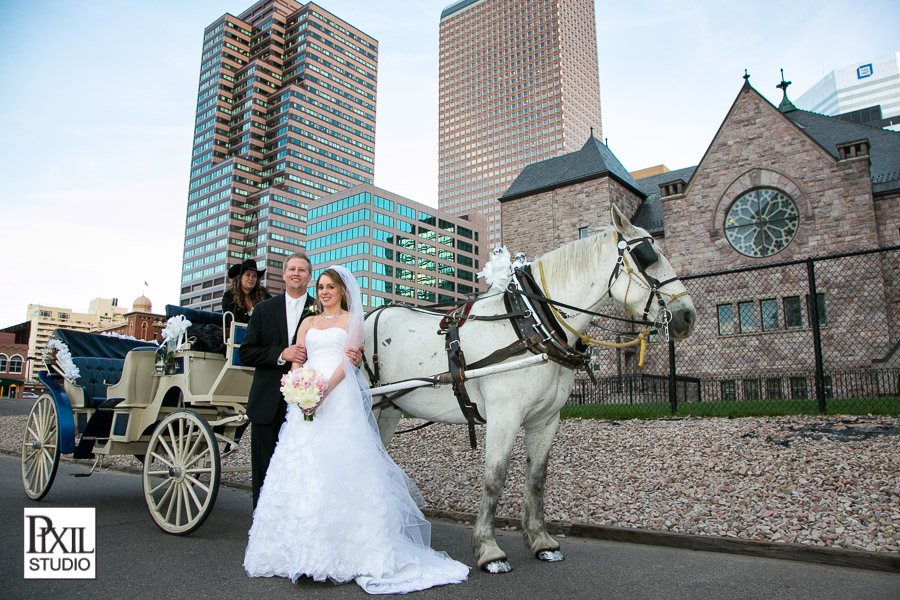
[6,449,898,574]
[423,508,900,574]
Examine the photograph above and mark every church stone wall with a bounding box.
[662,86,878,277]
[500,178,642,260]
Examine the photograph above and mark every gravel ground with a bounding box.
[5,413,899,554]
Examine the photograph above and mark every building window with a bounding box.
[717,304,735,335]
[724,188,799,257]
[8,355,23,375]
[578,226,588,239]
[760,298,779,331]
[784,296,803,328]
[807,293,827,327]
[790,376,808,400]
[766,378,783,400]
[0,354,7,372]
[738,301,758,333]
[743,379,760,401]
[720,380,736,402]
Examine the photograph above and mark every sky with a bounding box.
[0,0,897,328]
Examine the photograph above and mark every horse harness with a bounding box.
[362,234,689,449]
[362,267,596,449]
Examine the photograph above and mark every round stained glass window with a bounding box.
[724,188,799,257]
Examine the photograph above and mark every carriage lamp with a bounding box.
[154,348,176,376]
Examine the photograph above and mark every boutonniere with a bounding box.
[303,304,319,317]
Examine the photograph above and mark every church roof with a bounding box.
[500,135,644,202]
[632,166,697,234]
[783,110,900,188]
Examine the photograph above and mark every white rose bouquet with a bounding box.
[280,367,328,421]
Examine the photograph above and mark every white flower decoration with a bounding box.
[161,315,192,353]
[47,339,80,381]
[477,246,513,291]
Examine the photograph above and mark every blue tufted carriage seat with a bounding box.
[54,330,157,409]
[165,304,224,325]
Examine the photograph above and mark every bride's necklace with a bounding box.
[321,310,342,320]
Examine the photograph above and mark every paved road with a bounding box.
[2,455,899,600]
[0,396,36,417]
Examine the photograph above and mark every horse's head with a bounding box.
[607,205,696,339]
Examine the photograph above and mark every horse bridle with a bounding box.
[606,231,688,340]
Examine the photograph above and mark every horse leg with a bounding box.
[373,404,402,448]
[523,416,564,561]
[473,417,519,573]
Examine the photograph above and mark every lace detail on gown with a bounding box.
[244,327,468,593]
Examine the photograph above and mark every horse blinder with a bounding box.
[630,239,658,270]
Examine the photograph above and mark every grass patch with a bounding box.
[561,397,900,421]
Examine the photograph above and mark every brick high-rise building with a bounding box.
[182,0,378,311]
[438,0,603,247]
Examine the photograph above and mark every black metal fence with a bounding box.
[568,245,900,415]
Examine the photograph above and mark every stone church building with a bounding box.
[500,77,900,402]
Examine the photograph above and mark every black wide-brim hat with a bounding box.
[228,258,266,279]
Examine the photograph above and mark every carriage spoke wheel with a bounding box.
[142,410,220,535]
[21,395,60,500]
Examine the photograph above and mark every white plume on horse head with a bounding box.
[477,246,513,291]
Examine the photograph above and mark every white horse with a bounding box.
[365,205,696,573]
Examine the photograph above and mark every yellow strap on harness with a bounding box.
[537,262,650,367]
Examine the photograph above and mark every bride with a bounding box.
[244,265,469,593]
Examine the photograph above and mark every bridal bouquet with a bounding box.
[280,367,328,421]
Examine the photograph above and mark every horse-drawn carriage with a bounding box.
[21,305,252,534]
[21,206,697,572]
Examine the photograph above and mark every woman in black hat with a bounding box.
[222,259,271,322]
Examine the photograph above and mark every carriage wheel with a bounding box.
[21,395,61,500]
[142,410,220,535]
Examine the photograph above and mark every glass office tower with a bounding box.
[306,184,487,308]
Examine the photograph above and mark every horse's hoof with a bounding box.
[536,550,564,562]
[482,559,513,574]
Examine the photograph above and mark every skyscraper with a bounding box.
[438,0,603,246]
[182,0,378,311]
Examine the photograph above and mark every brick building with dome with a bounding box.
[100,295,167,342]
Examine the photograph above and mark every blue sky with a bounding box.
[1,0,897,327]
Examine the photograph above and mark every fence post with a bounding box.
[807,258,827,412]
[668,339,677,414]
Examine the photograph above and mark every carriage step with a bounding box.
[71,456,103,477]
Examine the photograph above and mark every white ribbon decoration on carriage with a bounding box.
[46,339,81,381]
[101,331,158,343]
[477,246,514,291]
[160,315,193,353]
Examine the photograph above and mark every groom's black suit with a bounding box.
[239,292,316,506]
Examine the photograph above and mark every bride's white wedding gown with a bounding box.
[244,327,468,593]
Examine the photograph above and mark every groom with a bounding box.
[240,253,363,507]
[240,253,316,507]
